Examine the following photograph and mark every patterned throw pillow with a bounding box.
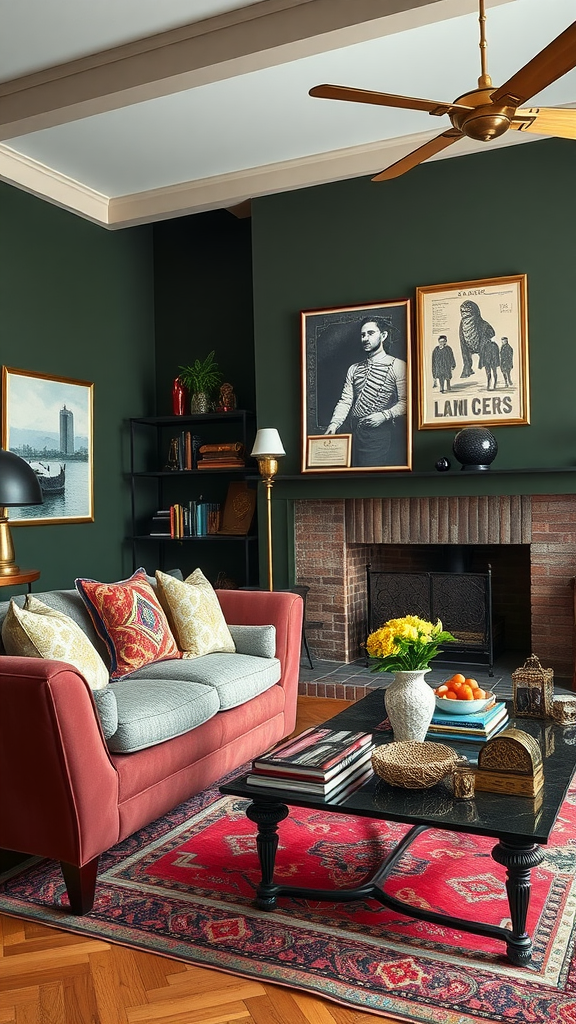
[1,595,109,690]
[75,569,181,680]
[155,568,236,659]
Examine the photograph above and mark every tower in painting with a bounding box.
[60,405,74,455]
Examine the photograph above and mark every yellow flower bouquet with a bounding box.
[366,615,456,673]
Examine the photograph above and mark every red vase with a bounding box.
[171,377,188,416]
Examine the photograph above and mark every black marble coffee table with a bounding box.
[220,689,576,965]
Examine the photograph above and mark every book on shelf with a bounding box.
[199,443,245,456]
[161,501,222,538]
[198,442,246,469]
[198,459,245,469]
[252,726,374,779]
[149,510,171,537]
[246,751,374,797]
[218,481,256,535]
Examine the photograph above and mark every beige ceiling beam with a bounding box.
[0,0,487,141]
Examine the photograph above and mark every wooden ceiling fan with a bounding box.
[309,0,576,180]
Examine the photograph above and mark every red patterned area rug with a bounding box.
[2,772,576,1023]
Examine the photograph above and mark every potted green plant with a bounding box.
[178,352,223,414]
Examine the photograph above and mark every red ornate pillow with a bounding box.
[75,569,181,680]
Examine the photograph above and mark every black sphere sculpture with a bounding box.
[452,427,498,471]
[435,457,451,472]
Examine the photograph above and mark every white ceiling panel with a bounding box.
[0,0,574,226]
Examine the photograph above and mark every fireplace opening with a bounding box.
[364,544,531,663]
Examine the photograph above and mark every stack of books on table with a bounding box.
[425,700,509,744]
[247,726,375,798]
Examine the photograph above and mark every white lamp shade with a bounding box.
[251,428,286,458]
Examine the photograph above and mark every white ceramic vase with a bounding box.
[384,669,435,742]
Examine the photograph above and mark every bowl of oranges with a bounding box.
[433,674,494,714]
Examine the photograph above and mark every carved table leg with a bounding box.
[491,840,544,965]
[246,800,289,910]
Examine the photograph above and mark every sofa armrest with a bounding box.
[0,657,120,866]
[217,590,303,731]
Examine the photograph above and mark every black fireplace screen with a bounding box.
[366,566,496,675]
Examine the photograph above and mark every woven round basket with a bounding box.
[372,741,459,789]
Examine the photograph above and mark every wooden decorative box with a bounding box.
[512,654,554,719]
[474,728,544,797]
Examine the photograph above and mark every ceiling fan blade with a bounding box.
[491,21,576,107]
[512,106,576,141]
[372,130,462,182]
[309,84,473,116]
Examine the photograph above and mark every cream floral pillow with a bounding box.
[2,595,109,690]
[155,568,236,659]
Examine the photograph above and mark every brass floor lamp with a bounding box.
[250,429,285,591]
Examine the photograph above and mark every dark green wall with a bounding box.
[0,183,155,593]
[153,210,255,414]
[251,138,576,584]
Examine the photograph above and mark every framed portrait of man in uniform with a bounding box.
[300,298,412,473]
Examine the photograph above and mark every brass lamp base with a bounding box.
[0,512,19,576]
[255,457,280,592]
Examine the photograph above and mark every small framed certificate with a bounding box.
[305,433,352,471]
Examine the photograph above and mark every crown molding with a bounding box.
[110,127,532,229]
[0,145,109,224]
[0,111,532,230]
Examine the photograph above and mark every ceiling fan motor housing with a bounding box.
[451,88,516,142]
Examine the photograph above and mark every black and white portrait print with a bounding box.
[301,299,412,472]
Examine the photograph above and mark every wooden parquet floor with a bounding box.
[0,698,396,1024]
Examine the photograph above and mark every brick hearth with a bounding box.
[295,495,576,683]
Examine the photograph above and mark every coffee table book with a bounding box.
[251,726,373,780]
[247,751,374,797]
[427,701,509,742]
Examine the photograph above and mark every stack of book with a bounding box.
[149,509,171,537]
[197,442,245,469]
[425,700,509,743]
[246,726,374,798]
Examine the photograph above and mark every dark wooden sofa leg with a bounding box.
[60,857,99,915]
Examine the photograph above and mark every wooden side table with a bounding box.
[0,569,40,594]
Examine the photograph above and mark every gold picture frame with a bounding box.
[301,299,412,472]
[416,274,529,429]
[1,366,94,525]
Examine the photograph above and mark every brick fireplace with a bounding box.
[295,495,576,684]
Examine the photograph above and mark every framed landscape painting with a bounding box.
[1,367,94,525]
[416,274,529,429]
[301,298,412,473]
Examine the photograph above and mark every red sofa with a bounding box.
[0,589,303,914]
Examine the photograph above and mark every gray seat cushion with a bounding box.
[106,677,219,753]
[130,652,281,710]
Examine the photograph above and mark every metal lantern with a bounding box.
[512,654,554,719]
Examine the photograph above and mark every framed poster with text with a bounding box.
[416,274,529,429]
